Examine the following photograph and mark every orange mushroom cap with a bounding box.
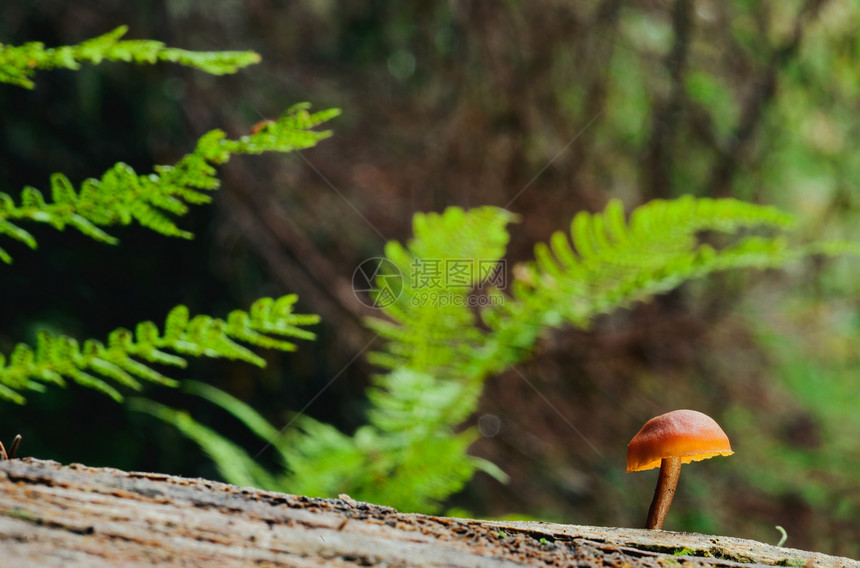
[627,409,733,472]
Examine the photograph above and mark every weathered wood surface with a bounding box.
[0,458,855,567]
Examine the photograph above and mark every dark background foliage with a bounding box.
[2,0,859,557]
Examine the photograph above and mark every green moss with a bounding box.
[6,507,39,522]
[774,558,807,567]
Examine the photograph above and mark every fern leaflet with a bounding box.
[503,196,856,334]
[0,26,260,89]
[0,103,340,263]
[0,295,318,404]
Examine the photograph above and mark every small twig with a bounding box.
[0,435,22,460]
[9,434,22,459]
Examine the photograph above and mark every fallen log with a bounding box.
[0,458,855,567]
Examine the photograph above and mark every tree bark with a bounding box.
[0,458,855,568]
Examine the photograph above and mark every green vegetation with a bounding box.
[4,3,860,557]
[0,103,338,263]
[0,296,317,404]
[6,27,852,514]
[137,198,859,512]
[0,26,260,89]
[0,36,328,418]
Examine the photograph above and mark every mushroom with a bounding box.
[627,409,733,530]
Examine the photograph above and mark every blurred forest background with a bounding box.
[1,0,859,558]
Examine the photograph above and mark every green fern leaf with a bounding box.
[0,295,317,403]
[268,207,519,511]
[0,219,37,250]
[0,105,339,264]
[0,26,260,89]
[506,197,803,332]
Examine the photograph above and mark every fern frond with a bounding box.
[0,105,340,263]
[0,26,260,89]
[506,197,805,331]
[0,295,318,404]
[276,207,519,511]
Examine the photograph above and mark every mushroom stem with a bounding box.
[646,456,681,529]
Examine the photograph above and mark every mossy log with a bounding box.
[0,458,855,567]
